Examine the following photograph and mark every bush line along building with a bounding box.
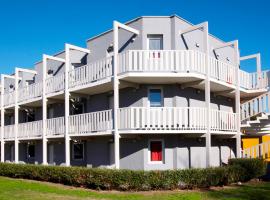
[0,15,269,170]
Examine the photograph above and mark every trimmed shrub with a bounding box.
[228,158,266,181]
[0,158,265,191]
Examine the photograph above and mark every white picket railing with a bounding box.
[242,141,270,159]
[3,91,15,107]
[118,107,237,132]
[69,56,113,89]
[46,73,65,95]
[18,82,42,103]
[241,92,270,121]
[69,110,113,135]
[118,50,206,74]
[3,124,15,139]
[17,120,43,139]
[46,116,65,136]
[210,109,237,131]
[240,70,269,90]
[209,57,235,85]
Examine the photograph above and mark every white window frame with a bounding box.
[147,86,164,107]
[147,34,164,50]
[72,142,84,161]
[148,139,165,164]
[27,144,35,159]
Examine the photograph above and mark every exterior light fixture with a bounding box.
[195,43,200,48]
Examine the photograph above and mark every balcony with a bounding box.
[17,82,42,104]
[1,107,237,140]
[1,50,268,107]
[118,107,237,134]
[17,120,43,139]
[118,50,268,93]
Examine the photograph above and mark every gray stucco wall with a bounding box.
[120,135,236,170]
[18,141,43,164]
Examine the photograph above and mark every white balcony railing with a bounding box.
[3,91,15,107]
[17,120,43,139]
[46,116,65,136]
[118,50,268,90]
[69,56,113,89]
[69,109,113,135]
[118,107,237,132]
[4,124,15,139]
[46,73,65,95]
[241,92,270,121]
[240,70,269,90]
[210,109,237,131]
[18,82,42,103]
[118,50,206,74]
[242,141,270,159]
[209,57,235,85]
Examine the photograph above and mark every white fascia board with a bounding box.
[65,43,90,54]
[43,54,65,63]
[15,67,37,74]
[240,53,260,61]
[212,40,238,50]
[180,21,208,35]
[114,21,140,35]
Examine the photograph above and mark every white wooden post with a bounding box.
[113,21,120,169]
[64,44,90,166]
[113,21,139,169]
[14,69,19,163]
[42,55,48,165]
[234,41,241,158]
[203,23,211,167]
[0,76,4,162]
[181,22,211,167]
[65,45,71,166]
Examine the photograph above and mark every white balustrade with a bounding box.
[118,107,236,132]
[69,110,112,135]
[18,82,42,103]
[211,109,237,131]
[46,73,65,94]
[69,56,113,88]
[17,120,43,139]
[118,50,206,74]
[240,70,269,90]
[241,92,270,120]
[46,116,65,136]
[209,57,235,85]
[4,124,15,139]
[3,91,15,107]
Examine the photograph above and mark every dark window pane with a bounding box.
[73,143,84,160]
[149,89,162,107]
[28,145,35,158]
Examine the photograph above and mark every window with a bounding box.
[27,144,35,158]
[72,143,84,160]
[149,140,163,163]
[147,35,163,50]
[149,88,163,107]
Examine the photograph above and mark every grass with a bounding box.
[0,176,269,200]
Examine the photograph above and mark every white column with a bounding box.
[42,55,48,165]
[203,22,211,167]
[234,41,241,158]
[64,45,71,166]
[0,76,4,162]
[14,69,19,163]
[113,21,120,169]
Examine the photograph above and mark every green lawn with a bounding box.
[0,176,269,200]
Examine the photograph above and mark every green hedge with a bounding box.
[228,158,266,181]
[0,158,265,191]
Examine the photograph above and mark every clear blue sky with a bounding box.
[0,0,269,74]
